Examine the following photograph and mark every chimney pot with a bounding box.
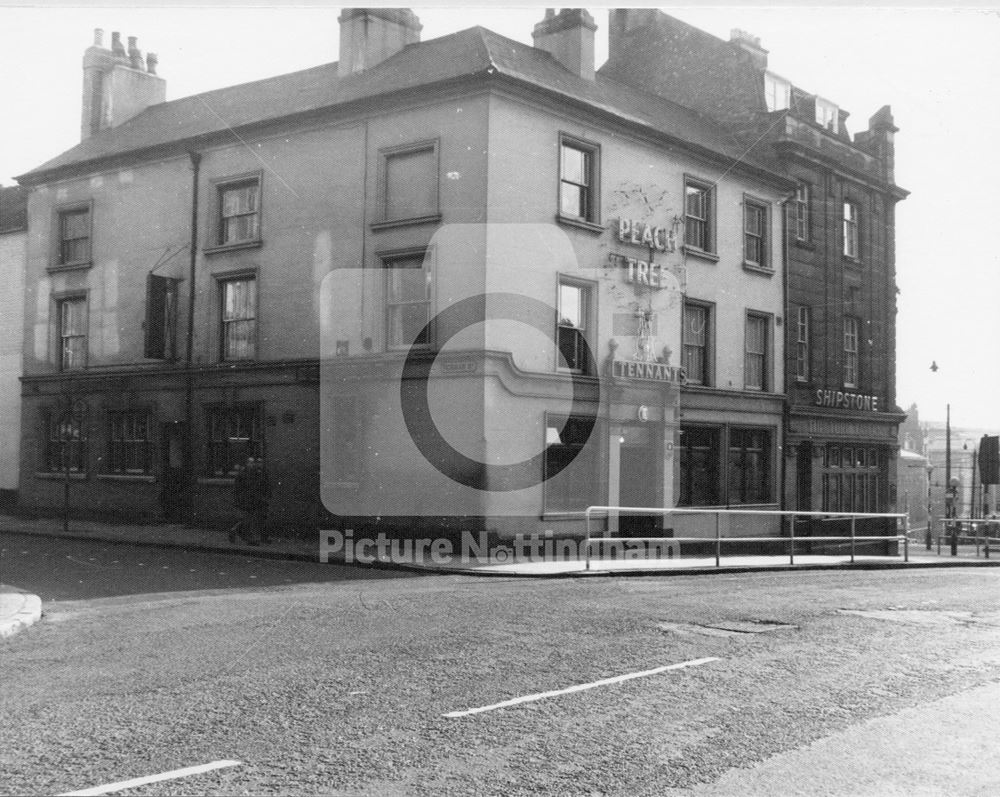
[532,8,597,80]
[146,52,158,75]
[127,35,144,69]
[111,31,125,57]
[337,8,422,77]
[93,28,104,47]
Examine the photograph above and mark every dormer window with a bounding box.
[764,72,790,112]
[815,98,839,132]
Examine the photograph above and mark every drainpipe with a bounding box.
[185,151,201,524]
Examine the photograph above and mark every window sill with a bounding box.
[97,473,155,483]
[843,255,863,268]
[198,477,235,486]
[203,239,263,256]
[742,262,775,276]
[555,215,605,235]
[47,260,92,273]
[370,214,442,232]
[35,471,87,481]
[792,238,815,251]
[682,245,720,263]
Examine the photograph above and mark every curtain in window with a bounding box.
[222,278,256,360]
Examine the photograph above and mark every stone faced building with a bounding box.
[16,9,790,538]
[602,10,908,524]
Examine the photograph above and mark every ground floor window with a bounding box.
[821,444,887,513]
[107,410,152,474]
[43,409,87,473]
[207,404,263,477]
[544,414,600,512]
[728,427,772,505]
[679,424,774,507]
[679,426,721,506]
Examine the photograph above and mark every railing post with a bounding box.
[715,511,721,567]
[975,521,981,558]
[937,518,941,555]
[850,515,856,564]
[903,516,909,563]
[986,522,992,559]
[585,508,591,572]
[789,513,795,565]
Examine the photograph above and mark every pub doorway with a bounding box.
[618,426,660,537]
[160,421,187,522]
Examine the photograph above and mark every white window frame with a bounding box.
[844,316,859,388]
[556,277,593,374]
[795,306,810,382]
[843,200,859,259]
[815,97,839,132]
[764,72,791,112]
[794,182,810,242]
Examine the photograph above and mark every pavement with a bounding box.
[0,583,42,639]
[2,512,999,579]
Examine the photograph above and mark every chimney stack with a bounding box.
[532,8,597,80]
[337,8,422,78]
[729,29,768,70]
[81,28,166,141]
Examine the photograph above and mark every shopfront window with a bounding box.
[821,444,886,513]
[727,427,772,505]
[679,426,721,506]
[544,415,599,512]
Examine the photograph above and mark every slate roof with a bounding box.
[19,26,786,184]
[0,185,28,233]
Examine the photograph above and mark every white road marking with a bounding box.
[57,760,241,796]
[442,657,720,718]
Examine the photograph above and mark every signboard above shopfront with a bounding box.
[815,389,880,412]
[612,359,685,384]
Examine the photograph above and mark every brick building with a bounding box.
[602,10,908,526]
[15,9,792,539]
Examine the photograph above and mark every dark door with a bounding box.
[619,441,660,537]
[160,421,188,521]
[796,441,814,541]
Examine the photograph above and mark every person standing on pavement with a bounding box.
[229,456,271,545]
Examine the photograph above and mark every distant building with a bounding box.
[601,10,908,527]
[0,184,27,507]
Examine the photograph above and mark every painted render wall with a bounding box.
[0,228,26,494]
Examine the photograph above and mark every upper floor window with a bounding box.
[843,200,859,259]
[684,178,714,253]
[794,182,810,242]
[217,177,261,246]
[220,276,257,361]
[559,138,598,223]
[764,72,791,112]
[385,252,432,350]
[844,316,860,388]
[744,312,770,391]
[557,279,592,374]
[682,301,710,386]
[795,306,811,383]
[815,98,839,132]
[58,295,87,371]
[382,141,439,223]
[743,199,768,268]
[57,205,91,266]
[108,410,152,475]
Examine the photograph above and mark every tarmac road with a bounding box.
[2,537,1000,796]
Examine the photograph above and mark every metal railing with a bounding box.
[583,506,909,571]
[935,517,1000,558]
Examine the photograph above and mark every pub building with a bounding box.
[603,10,908,535]
[16,9,792,541]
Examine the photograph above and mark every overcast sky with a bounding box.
[2,2,997,431]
